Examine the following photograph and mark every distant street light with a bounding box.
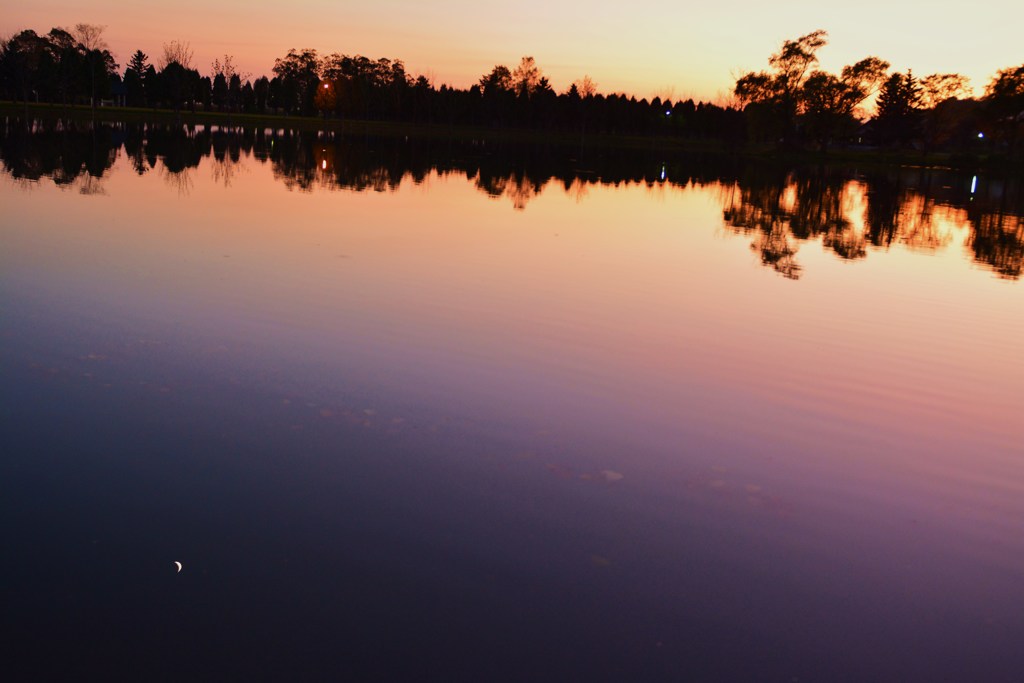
[316,81,335,120]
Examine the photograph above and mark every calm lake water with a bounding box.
[2,121,1023,681]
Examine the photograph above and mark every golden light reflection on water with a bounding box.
[718,170,1022,281]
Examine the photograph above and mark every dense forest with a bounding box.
[1,25,1022,156]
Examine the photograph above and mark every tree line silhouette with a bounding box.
[734,30,1023,156]
[2,118,1020,279]
[6,24,1019,154]
[0,25,742,142]
[2,25,1024,156]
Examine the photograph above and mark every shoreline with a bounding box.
[2,101,1017,173]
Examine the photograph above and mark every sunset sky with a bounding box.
[4,0,1022,102]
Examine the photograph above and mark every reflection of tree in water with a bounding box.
[960,175,1024,279]
[721,171,805,279]
[474,170,543,210]
[160,164,193,195]
[901,170,1022,279]
[148,126,207,177]
[754,229,802,279]
[722,166,1022,279]
[791,173,866,261]
[2,119,1021,279]
[123,125,155,176]
[2,120,737,206]
[729,167,872,274]
[77,173,107,195]
[507,176,541,210]
[270,131,319,191]
[210,128,245,187]
[864,172,957,252]
[0,119,119,191]
[968,210,1024,279]
[565,177,590,204]
[211,156,238,187]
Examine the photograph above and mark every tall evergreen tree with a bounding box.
[127,49,149,76]
[124,50,150,106]
[874,71,923,146]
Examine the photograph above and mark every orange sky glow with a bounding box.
[4,1,1023,102]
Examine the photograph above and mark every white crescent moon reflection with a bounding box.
[174,561,182,573]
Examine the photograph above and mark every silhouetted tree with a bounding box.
[124,49,150,106]
[212,72,227,110]
[983,65,1024,114]
[72,23,107,52]
[512,56,541,98]
[735,31,887,149]
[253,75,270,112]
[573,75,597,99]
[127,49,149,79]
[158,63,199,112]
[735,29,828,144]
[39,28,81,106]
[156,40,198,112]
[874,71,923,146]
[921,97,983,150]
[478,64,514,126]
[1,30,49,113]
[160,40,193,70]
[211,54,246,111]
[83,47,118,108]
[272,48,319,114]
[919,73,971,108]
[801,57,889,148]
[241,80,255,111]
[229,74,243,112]
[983,64,1024,155]
[478,64,512,95]
[198,75,212,110]
[143,63,159,104]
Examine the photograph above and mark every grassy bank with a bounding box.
[0,101,728,154]
[2,100,1016,172]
